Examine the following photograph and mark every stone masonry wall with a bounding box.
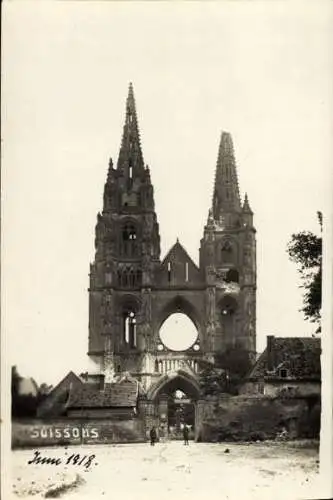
[241,381,321,398]
[12,418,145,449]
[195,395,320,442]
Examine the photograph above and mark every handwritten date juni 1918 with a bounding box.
[28,450,97,468]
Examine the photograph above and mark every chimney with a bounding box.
[266,335,275,372]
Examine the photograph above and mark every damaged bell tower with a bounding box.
[199,132,256,361]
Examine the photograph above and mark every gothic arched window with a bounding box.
[129,269,135,287]
[128,160,134,190]
[117,266,142,288]
[221,240,237,265]
[220,296,238,317]
[136,269,142,285]
[167,261,171,283]
[129,160,133,180]
[121,222,138,257]
[123,309,137,348]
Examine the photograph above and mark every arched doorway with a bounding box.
[147,370,200,441]
[167,389,195,440]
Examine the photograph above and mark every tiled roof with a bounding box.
[248,337,321,380]
[67,380,138,408]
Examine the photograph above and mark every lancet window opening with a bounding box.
[123,310,137,348]
[121,222,138,257]
[167,261,171,282]
[117,267,142,288]
[220,296,238,318]
[221,240,237,265]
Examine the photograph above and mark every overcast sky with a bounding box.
[3,1,332,385]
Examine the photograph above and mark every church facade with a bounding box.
[31,86,321,443]
[87,83,257,402]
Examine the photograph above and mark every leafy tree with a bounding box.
[215,347,253,380]
[287,212,322,333]
[198,347,253,396]
[198,363,230,396]
[11,366,22,416]
[11,366,52,418]
[37,383,53,408]
[11,365,37,418]
[38,383,53,396]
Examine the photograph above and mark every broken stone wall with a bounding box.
[195,394,321,442]
[241,381,321,397]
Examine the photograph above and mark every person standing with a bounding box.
[150,426,157,446]
[183,425,189,445]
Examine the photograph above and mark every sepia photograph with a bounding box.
[2,1,333,499]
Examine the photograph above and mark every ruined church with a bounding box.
[38,84,257,432]
[88,83,256,395]
[31,84,322,443]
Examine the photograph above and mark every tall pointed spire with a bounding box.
[117,83,144,176]
[242,192,253,213]
[212,131,241,219]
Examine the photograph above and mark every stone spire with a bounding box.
[106,157,114,183]
[206,208,215,229]
[212,131,241,219]
[242,192,254,228]
[117,82,144,176]
[242,192,253,213]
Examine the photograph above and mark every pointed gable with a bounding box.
[37,371,84,418]
[158,240,202,286]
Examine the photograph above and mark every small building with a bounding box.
[37,370,140,420]
[66,377,139,419]
[241,335,321,397]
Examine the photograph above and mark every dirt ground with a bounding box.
[11,440,324,500]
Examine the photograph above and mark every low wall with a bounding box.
[241,381,321,397]
[12,418,146,449]
[195,395,320,442]
[13,395,321,447]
